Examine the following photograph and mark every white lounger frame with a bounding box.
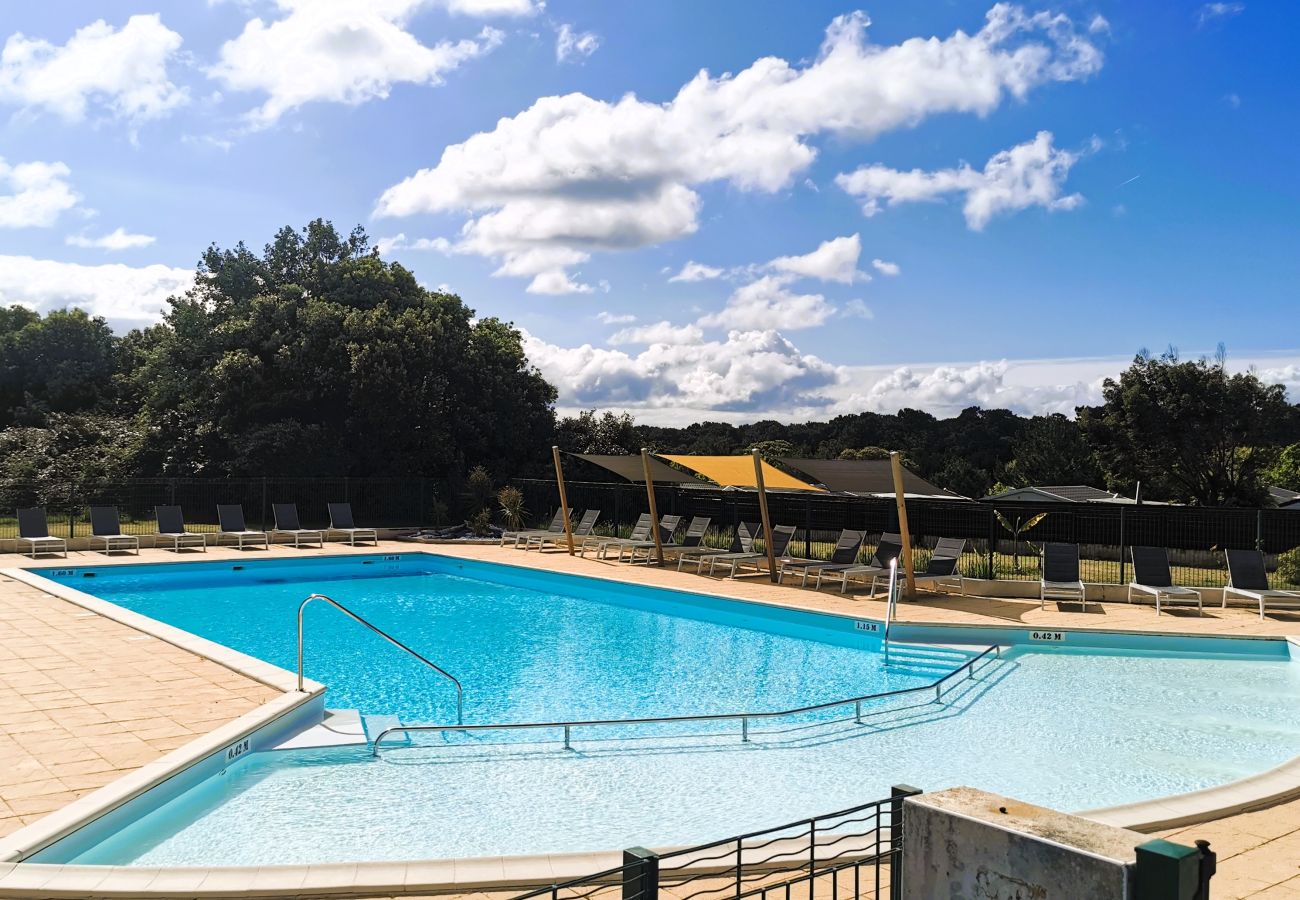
[1128,582,1203,615]
[1223,585,1300,620]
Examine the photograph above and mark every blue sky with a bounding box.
[1,0,1297,423]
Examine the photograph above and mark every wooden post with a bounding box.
[552,446,575,555]
[890,451,916,596]
[641,449,664,565]
[752,449,779,583]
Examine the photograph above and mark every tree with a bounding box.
[1005,414,1101,486]
[555,409,638,454]
[0,307,119,426]
[1077,350,1290,506]
[1264,444,1300,493]
[124,220,557,477]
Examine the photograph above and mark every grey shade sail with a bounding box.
[777,458,959,498]
[567,453,703,485]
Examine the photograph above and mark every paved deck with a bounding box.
[1,539,1299,898]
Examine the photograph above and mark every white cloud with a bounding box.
[768,234,865,284]
[0,14,187,123]
[211,0,505,127]
[836,131,1089,230]
[1088,15,1111,34]
[0,255,193,327]
[527,269,593,295]
[697,274,836,331]
[376,6,1103,286]
[439,0,540,14]
[1197,3,1245,26]
[609,321,704,346]
[0,159,80,229]
[668,261,725,283]
[842,299,873,319]
[376,232,453,254]
[525,326,843,415]
[596,311,636,325]
[66,227,156,251]
[555,23,599,62]
[871,258,901,276]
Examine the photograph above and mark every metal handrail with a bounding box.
[882,558,900,663]
[298,593,463,725]
[372,642,1000,755]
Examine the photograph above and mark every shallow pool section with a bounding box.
[29,553,1300,867]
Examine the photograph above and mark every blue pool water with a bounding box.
[32,553,1300,867]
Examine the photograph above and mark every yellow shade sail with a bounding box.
[659,455,824,492]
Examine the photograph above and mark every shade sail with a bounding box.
[661,455,824,492]
[778,457,959,498]
[567,453,702,485]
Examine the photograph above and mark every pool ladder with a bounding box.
[297,593,463,725]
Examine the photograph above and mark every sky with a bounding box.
[1,0,1297,424]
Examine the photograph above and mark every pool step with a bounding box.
[883,644,979,675]
[363,713,409,745]
[270,708,368,750]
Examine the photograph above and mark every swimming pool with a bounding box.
[25,553,1300,866]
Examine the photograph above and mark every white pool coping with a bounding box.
[1,554,1299,898]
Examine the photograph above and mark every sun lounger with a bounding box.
[708,524,797,578]
[271,503,323,548]
[525,509,601,550]
[912,537,968,596]
[816,533,903,594]
[327,502,377,546]
[502,508,567,548]
[1040,542,1090,608]
[581,513,652,559]
[677,521,758,572]
[778,529,866,585]
[155,505,208,552]
[632,516,712,564]
[217,504,269,550]
[1128,546,1202,615]
[1223,548,1300,620]
[88,506,139,555]
[15,508,66,558]
[605,514,682,563]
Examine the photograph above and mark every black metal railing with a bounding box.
[513,478,1300,589]
[511,786,921,900]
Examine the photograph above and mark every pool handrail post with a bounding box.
[882,558,899,664]
[297,593,464,724]
[641,448,664,565]
[552,446,576,555]
[752,449,778,583]
[890,451,916,597]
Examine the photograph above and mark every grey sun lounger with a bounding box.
[89,506,139,555]
[912,537,968,596]
[502,508,567,548]
[155,505,208,552]
[581,513,652,559]
[708,524,797,578]
[631,515,711,564]
[1223,548,1300,620]
[15,508,66,558]
[606,514,683,563]
[1040,542,1091,608]
[1128,546,1202,615]
[816,533,902,594]
[677,521,758,572]
[272,503,323,548]
[327,502,377,546]
[217,504,269,550]
[778,529,866,586]
[525,509,601,550]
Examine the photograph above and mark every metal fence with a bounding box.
[513,478,1300,589]
[0,477,444,540]
[512,787,919,900]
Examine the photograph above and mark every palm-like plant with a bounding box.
[994,510,1049,573]
[496,486,527,531]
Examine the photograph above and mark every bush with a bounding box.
[1278,548,1300,587]
[468,508,493,536]
[466,465,493,512]
[496,486,526,531]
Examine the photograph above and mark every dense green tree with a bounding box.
[1263,444,1300,493]
[0,307,119,426]
[1005,414,1102,486]
[556,409,638,454]
[1077,350,1290,505]
[125,220,556,477]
